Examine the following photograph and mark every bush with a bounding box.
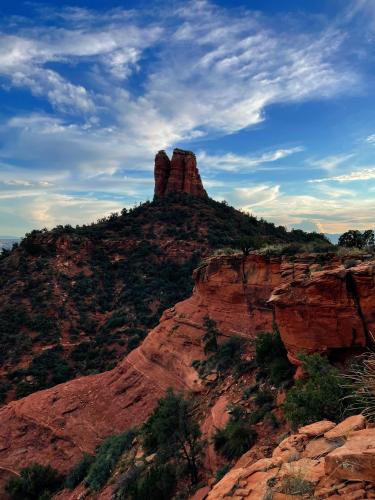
[142,389,203,484]
[345,352,375,422]
[6,463,63,500]
[202,316,220,354]
[65,453,94,489]
[215,337,246,374]
[283,353,350,428]
[84,430,136,491]
[255,330,294,386]
[213,419,257,460]
[128,464,177,500]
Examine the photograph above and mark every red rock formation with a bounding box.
[154,148,207,198]
[0,253,374,491]
[207,415,375,499]
[154,150,170,198]
[270,262,375,364]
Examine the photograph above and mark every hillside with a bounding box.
[0,149,329,405]
[0,251,374,498]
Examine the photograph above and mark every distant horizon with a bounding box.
[1,0,375,235]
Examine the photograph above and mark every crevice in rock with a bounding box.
[345,271,373,346]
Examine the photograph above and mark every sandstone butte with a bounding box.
[1,252,375,493]
[154,148,207,198]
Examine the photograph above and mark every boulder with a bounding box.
[298,420,336,438]
[324,415,366,441]
[325,428,375,481]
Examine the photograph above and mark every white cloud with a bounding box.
[309,153,354,172]
[310,167,375,183]
[366,134,375,144]
[222,183,375,233]
[235,185,280,207]
[198,147,303,172]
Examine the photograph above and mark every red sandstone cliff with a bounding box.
[1,253,374,491]
[270,261,375,364]
[154,148,207,198]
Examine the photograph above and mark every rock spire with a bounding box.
[154,148,207,198]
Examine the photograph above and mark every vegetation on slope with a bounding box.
[0,193,329,403]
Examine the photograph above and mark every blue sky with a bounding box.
[0,0,375,236]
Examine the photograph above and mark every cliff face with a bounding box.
[154,148,207,198]
[270,262,375,364]
[1,253,374,490]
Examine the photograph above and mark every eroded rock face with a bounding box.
[270,262,375,364]
[154,148,207,198]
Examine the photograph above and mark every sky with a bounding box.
[0,0,375,237]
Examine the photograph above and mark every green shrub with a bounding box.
[255,330,294,386]
[128,464,177,500]
[213,419,257,460]
[142,389,203,484]
[215,337,246,374]
[242,384,258,400]
[65,453,94,489]
[202,316,220,354]
[254,389,274,408]
[6,463,63,500]
[283,353,350,428]
[215,464,230,482]
[84,430,136,491]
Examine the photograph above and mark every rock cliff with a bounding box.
[270,261,375,364]
[1,253,374,492]
[154,148,207,198]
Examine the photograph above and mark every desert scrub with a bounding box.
[213,414,257,460]
[6,463,64,500]
[65,453,94,490]
[344,352,375,422]
[283,353,350,428]
[83,430,136,491]
[255,330,294,387]
[280,472,314,496]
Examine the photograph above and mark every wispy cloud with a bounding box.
[309,153,354,172]
[221,183,374,233]
[310,167,375,183]
[198,147,303,172]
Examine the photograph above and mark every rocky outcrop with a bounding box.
[270,262,375,364]
[207,415,375,499]
[154,148,207,198]
[154,150,171,197]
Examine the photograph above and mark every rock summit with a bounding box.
[154,148,207,198]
